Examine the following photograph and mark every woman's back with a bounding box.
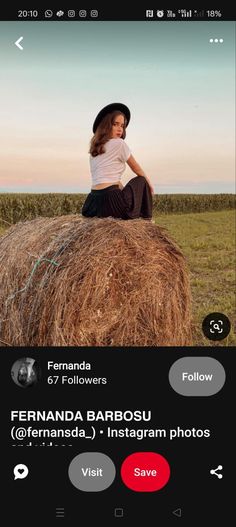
[90,138,131,188]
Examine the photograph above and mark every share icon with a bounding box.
[210,465,223,479]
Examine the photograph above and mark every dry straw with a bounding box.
[0,215,192,346]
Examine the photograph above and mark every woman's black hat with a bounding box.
[92,103,131,133]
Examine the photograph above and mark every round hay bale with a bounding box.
[0,215,192,346]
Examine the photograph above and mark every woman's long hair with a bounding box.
[89,111,127,157]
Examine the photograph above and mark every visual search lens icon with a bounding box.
[210,320,223,333]
[202,312,231,341]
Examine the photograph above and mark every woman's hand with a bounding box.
[149,183,155,195]
[145,177,155,195]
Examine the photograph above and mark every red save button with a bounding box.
[121,452,170,492]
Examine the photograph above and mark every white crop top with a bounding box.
[90,138,131,186]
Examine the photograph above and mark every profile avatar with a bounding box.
[11,358,41,388]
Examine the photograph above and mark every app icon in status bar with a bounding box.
[78,10,99,18]
[44,10,53,18]
[43,10,99,19]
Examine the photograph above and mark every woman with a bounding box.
[16,359,37,387]
[82,103,154,220]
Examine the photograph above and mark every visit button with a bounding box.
[168,357,226,396]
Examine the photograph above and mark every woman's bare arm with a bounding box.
[126,155,155,194]
[126,155,146,176]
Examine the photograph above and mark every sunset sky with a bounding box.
[0,21,235,193]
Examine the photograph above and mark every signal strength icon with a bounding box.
[194,10,205,17]
[178,9,192,18]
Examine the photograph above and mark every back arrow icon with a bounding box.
[15,36,24,50]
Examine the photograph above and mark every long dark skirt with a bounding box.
[81,176,153,220]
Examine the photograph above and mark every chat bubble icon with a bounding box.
[14,464,29,480]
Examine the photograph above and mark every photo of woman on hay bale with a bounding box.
[0,103,192,348]
[82,103,154,220]
[0,21,234,348]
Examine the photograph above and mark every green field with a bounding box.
[0,192,235,224]
[155,209,235,346]
[0,208,235,346]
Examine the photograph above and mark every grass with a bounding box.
[155,210,235,346]
[0,209,235,346]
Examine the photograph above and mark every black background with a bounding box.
[0,7,235,21]
[0,7,235,523]
[1,346,234,524]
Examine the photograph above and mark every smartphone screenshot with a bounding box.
[0,6,235,524]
